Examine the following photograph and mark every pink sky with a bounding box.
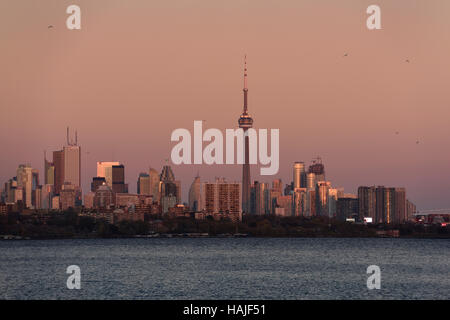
[1,0,450,210]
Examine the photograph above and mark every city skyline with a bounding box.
[0,125,422,213]
[2,1,450,210]
[0,123,417,222]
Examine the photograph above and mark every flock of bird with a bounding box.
[343,53,420,145]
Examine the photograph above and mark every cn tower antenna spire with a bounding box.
[244,54,248,90]
[243,54,248,114]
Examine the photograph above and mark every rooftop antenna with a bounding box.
[75,130,78,145]
[66,126,69,145]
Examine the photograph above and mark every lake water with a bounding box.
[0,238,448,299]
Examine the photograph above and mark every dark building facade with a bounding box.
[336,196,359,221]
[112,165,128,193]
[358,186,407,224]
[53,150,64,195]
[91,177,106,192]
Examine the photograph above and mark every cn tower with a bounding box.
[238,56,253,214]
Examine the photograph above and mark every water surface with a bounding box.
[0,238,448,299]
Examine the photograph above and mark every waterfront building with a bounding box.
[201,178,242,221]
[358,186,408,224]
[336,194,358,221]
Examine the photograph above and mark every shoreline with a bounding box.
[2,233,449,241]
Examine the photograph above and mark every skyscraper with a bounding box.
[269,179,283,215]
[272,179,283,195]
[316,181,331,216]
[188,174,201,212]
[336,194,359,221]
[293,162,306,189]
[160,165,175,182]
[254,181,269,215]
[63,145,81,188]
[293,187,307,216]
[358,186,407,224]
[97,161,120,187]
[160,165,180,208]
[41,184,54,209]
[52,128,81,195]
[306,172,316,191]
[327,188,343,218]
[149,167,161,202]
[31,169,40,209]
[137,173,150,195]
[44,151,54,185]
[309,157,325,183]
[112,164,128,193]
[238,56,253,214]
[16,164,33,208]
[53,150,64,194]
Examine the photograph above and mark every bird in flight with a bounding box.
[343,53,348,57]
[48,25,53,29]
[405,59,410,63]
